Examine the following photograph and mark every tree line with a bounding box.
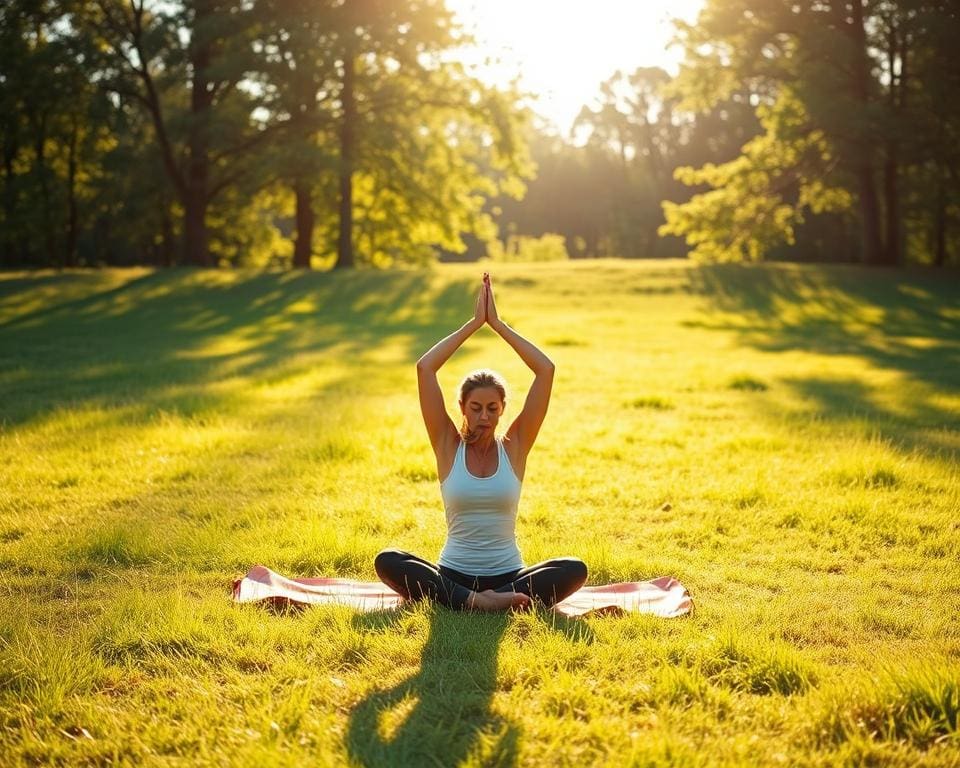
[2,0,958,269]
[502,0,960,267]
[1,0,532,269]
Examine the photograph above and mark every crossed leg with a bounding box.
[374,549,588,611]
[493,558,588,607]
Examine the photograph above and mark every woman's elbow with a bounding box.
[415,357,434,374]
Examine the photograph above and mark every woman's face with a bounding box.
[460,386,504,436]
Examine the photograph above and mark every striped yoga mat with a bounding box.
[233,565,693,618]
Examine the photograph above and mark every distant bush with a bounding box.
[487,233,569,262]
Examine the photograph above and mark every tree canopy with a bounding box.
[1,0,957,268]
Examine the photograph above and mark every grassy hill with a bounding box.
[1,260,958,766]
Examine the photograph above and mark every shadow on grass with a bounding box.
[347,608,518,768]
[687,264,960,452]
[345,605,596,768]
[0,268,488,575]
[0,269,481,428]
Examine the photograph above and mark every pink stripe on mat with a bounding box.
[232,565,693,618]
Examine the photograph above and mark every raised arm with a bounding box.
[484,273,555,456]
[415,282,487,457]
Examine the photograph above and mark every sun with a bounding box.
[446,0,705,135]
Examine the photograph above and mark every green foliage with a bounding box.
[665,0,960,266]
[0,0,532,268]
[487,233,569,262]
[497,67,760,260]
[660,90,852,262]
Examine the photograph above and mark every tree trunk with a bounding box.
[65,120,79,268]
[335,45,356,269]
[646,223,659,258]
[848,0,886,265]
[33,115,57,267]
[0,123,18,268]
[293,175,314,268]
[185,29,213,267]
[856,167,884,265]
[882,144,900,266]
[933,170,946,267]
[161,203,175,267]
[183,187,209,267]
[881,15,903,266]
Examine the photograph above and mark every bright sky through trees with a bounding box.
[446,0,705,137]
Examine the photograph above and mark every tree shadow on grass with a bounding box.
[0,269,482,429]
[0,269,490,576]
[347,608,519,768]
[688,264,960,377]
[686,264,960,452]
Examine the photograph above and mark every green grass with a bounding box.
[0,260,958,766]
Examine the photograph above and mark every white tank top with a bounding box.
[438,438,524,575]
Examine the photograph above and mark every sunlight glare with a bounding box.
[447,0,705,137]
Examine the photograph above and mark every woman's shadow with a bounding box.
[347,607,516,767]
[346,606,595,767]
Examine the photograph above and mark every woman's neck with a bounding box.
[470,433,496,455]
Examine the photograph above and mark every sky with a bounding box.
[446,0,705,138]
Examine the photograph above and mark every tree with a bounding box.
[660,89,851,261]
[327,0,531,269]
[0,0,118,268]
[88,0,268,266]
[665,0,960,266]
[492,66,758,260]
[252,0,532,269]
[250,0,338,268]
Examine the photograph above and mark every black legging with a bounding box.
[374,549,588,610]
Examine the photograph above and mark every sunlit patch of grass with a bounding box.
[282,527,379,577]
[776,511,801,529]
[539,670,606,720]
[832,465,900,489]
[856,606,914,639]
[811,665,960,750]
[1,527,26,543]
[76,524,157,567]
[0,627,106,718]
[1,262,958,765]
[306,437,367,464]
[687,631,818,696]
[375,690,419,742]
[652,665,724,711]
[732,488,766,510]
[823,444,908,490]
[395,463,436,483]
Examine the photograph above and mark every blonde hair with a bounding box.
[458,369,507,444]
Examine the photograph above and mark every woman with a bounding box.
[374,273,588,612]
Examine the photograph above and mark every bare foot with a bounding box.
[470,589,531,612]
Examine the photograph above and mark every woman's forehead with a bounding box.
[465,387,502,404]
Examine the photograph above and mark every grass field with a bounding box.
[1,260,958,767]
